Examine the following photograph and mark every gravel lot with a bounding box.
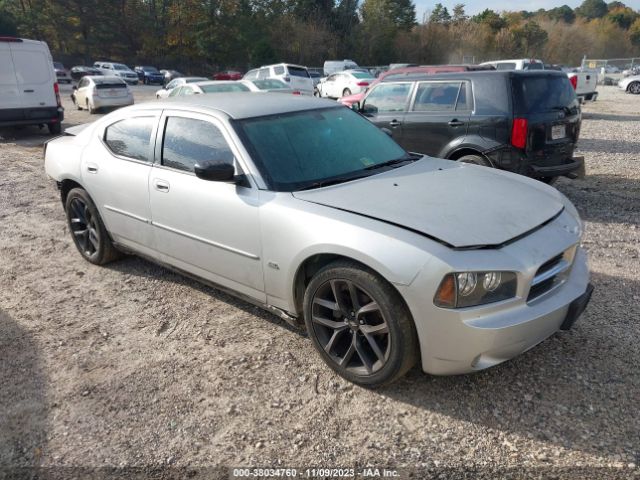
[0,85,638,479]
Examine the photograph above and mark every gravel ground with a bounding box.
[0,86,638,479]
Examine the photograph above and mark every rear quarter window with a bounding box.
[511,75,577,114]
[287,66,310,78]
[104,117,155,161]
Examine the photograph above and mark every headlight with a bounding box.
[434,271,517,308]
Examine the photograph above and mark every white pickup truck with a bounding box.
[567,71,598,102]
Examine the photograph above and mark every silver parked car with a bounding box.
[43,94,593,387]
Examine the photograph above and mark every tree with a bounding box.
[513,21,548,56]
[452,4,467,23]
[547,5,576,23]
[630,18,640,46]
[607,6,638,29]
[472,9,506,31]
[430,3,451,25]
[576,0,608,20]
[0,5,18,35]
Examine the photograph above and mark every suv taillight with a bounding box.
[569,75,578,90]
[53,82,62,107]
[511,118,528,149]
[356,81,369,87]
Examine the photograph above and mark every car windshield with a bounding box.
[53,62,64,69]
[252,80,288,90]
[143,66,159,72]
[234,107,411,192]
[287,66,310,78]
[200,83,250,93]
[113,64,129,71]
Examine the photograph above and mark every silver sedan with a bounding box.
[44,94,593,387]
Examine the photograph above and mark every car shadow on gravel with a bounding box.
[0,126,56,148]
[0,308,49,470]
[380,271,640,461]
[575,137,640,154]
[105,255,305,336]
[557,174,640,225]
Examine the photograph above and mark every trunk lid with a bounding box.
[292,159,564,248]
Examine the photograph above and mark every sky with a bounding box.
[414,0,640,22]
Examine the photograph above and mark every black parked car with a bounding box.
[134,65,165,85]
[70,66,103,82]
[355,70,583,182]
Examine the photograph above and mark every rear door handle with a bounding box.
[153,179,170,192]
[448,119,465,127]
[24,89,34,93]
[389,119,401,127]
[86,163,99,174]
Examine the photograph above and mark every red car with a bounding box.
[339,64,495,107]
[212,70,243,81]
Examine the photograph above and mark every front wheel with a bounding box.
[65,188,120,265]
[628,82,640,95]
[342,88,352,97]
[48,122,62,135]
[303,261,418,387]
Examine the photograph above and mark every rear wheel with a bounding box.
[342,88,352,97]
[48,122,62,135]
[303,260,418,387]
[65,188,120,265]
[458,154,492,167]
[628,82,640,95]
[87,99,96,114]
[539,176,558,185]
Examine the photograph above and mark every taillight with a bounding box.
[53,82,62,107]
[356,81,369,87]
[292,91,301,95]
[569,75,578,90]
[511,118,528,149]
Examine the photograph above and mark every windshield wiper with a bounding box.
[297,173,371,191]
[363,153,421,171]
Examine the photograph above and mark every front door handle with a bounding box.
[448,119,465,127]
[86,163,99,174]
[24,89,35,93]
[153,179,170,192]
[389,119,401,127]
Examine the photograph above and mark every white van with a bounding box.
[323,59,359,76]
[480,59,545,71]
[244,63,313,95]
[0,37,63,134]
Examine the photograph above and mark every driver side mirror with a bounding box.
[72,85,78,90]
[194,161,236,182]
[350,102,360,112]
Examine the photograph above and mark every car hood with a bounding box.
[292,159,564,248]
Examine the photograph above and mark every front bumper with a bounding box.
[398,210,591,375]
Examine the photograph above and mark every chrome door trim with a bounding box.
[152,221,260,260]
[104,205,151,224]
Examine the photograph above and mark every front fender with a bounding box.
[441,135,504,160]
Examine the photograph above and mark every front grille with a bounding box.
[527,249,573,302]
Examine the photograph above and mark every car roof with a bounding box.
[379,69,567,82]
[137,92,339,119]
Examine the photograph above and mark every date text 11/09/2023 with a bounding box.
[230,467,401,478]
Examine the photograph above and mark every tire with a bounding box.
[458,154,492,167]
[314,88,320,97]
[539,176,558,185]
[144,77,148,85]
[303,260,419,387]
[87,99,96,114]
[73,95,81,110]
[48,122,62,135]
[65,188,120,265]
[342,88,352,97]
[628,82,640,95]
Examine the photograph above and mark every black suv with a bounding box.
[355,70,583,181]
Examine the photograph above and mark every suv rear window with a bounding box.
[511,75,577,114]
[287,66,310,78]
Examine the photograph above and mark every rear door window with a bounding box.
[496,63,516,70]
[161,117,234,173]
[412,82,463,112]
[363,83,413,113]
[104,117,155,161]
[274,66,285,75]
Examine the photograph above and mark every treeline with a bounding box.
[0,0,638,73]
